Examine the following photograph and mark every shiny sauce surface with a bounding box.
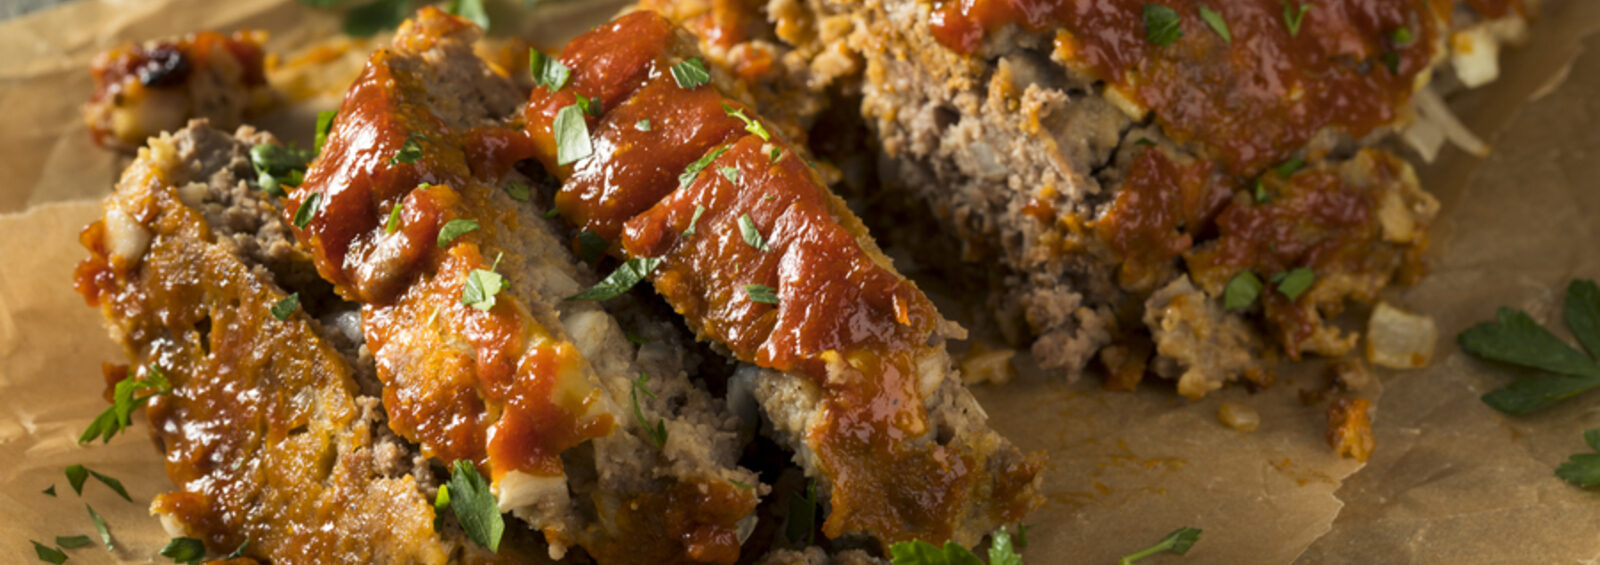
[1093,147,1232,292]
[932,0,1446,175]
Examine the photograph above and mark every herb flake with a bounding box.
[738,214,769,252]
[390,132,424,165]
[1557,427,1600,488]
[1224,270,1263,311]
[629,372,668,447]
[529,49,571,91]
[445,0,490,31]
[161,537,206,564]
[680,146,730,188]
[79,365,173,444]
[1283,1,1311,37]
[31,541,66,564]
[504,181,531,202]
[745,284,779,305]
[683,205,706,237]
[313,110,337,154]
[87,504,113,550]
[568,256,664,302]
[1198,6,1231,43]
[1119,527,1202,565]
[55,535,91,549]
[460,255,506,312]
[554,104,593,166]
[293,192,322,228]
[386,202,404,234]
[576,230,608,264]
[271,293,300,321]
[1275,267,1315,301]
[437,218,480,248]
[671,57,711,89]
[635,119,652,132]
[447,460,505,552]
[1144,4,1184,47]
[722,103,771,140]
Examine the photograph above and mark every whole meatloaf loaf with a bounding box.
[648,0,1529,396]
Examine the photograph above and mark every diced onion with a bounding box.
[1365,301,1437,369]
[1217,402,1260,432]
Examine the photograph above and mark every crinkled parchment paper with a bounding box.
[0,1,1596,563]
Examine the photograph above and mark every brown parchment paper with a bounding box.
[1,1,1597,563]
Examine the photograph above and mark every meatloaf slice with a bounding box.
[84,32,274,151]
[73,121,544,563]
[286,8,761,563]
[649,0,1520,394]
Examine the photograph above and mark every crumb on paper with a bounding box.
[1217,402,1260,432]
[960,341,1018,386]
[1327,397,1375,462]
[1097,340,1151,391]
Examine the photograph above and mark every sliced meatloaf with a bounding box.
[84,32,274,152]
[285,8,760,563]
[518,11,1043,549]
[647,0,1526,395]
[73,121,544,563]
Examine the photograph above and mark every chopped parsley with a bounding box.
[31,541,66,564]
[87,504,113,550]
[683,205,706,237]
[1461,279,1600,415]
[729,479,754,490]
[575,93,603,117]
[671,57,711,89]
[1198,6,1230,43]
[1283,1,1311,37]
[529,49,571,91]
[432,483,451,532]
[444,0,489,31]
[718,165,740,183]
[390,132,425,165]
[629,372,668,448]
[1223,270,1263,311]
[576,230,608,263]
[785,481,818,546]
[65,464,88,495]
[768,145,784,163]
[43,485,56,497]
[1391,26,1413,45]
[160,537,206,564]
[1556,427,1600,488]
[338,0,410,37]
[568,256,664,302]
[745,284,779,305]
[228,539,251,559]
[635,119,652,132]
[1381,51,1401,74]
[447,460,504,552]
[1274,156,1306,178]
[888,525,1025,565]
[293,192,322,228]
[1119,527,1202,565]
[70,466,130,503]
[313,110,337,154]
[79,365,172,444]
[553,103,594,166]
[249,143,311,197]
[542,207,561,220]
[386,202,404,234]
[460,254,506,312]
[1274,267,1315,301]
[271,292,300,321]
[738,214,769,252]
[1253,178,1270,203]
[437,218,480,247]
[626,333,650,345]
[1143,4,1184,47]
[680,146,731,188]
[504,180,531,202]
[1135,137,1157,147]
[722,103,771,140]
[55,536,90,549]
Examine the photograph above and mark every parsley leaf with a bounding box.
[745,284,779,305]
[79,365,173,444]
[1253,178,1271,203]
[1274,156,1305,178]
[1282,1,1311,37]
[1391,26,1413,45]
[768,145,784,163]
[386,202,404,234]
[888,540,985,565]
[293,192,322,228]
[568,257,663,301]
[529,49,571,91]
[271,293,300,321]
[575,93,603,117]
[576,230,608,263]
[341,0,410,37]
[87,504,113,550]
[989,526,1024,565]
[722,103,771,140]
[1119,527,1202,565]
[437,218,480,247]
[227,539,251,559]
[43,485,56,497]
[88,468,131,502]
[1275,267,1315,301]
[785,481,818,546]
[432,484,451,533]
[718,165,740,183]
[390,132,425,165]
[683,205,706,237]
[447,460,505,552]
[1557,427,1600,488]
[554,103,593,166]
[161,537,207,564]
[504,180,531,202]
[629,372,668,447]
[55,535,91,549]
[1463,280,1600,414]
[249,143,311,197]
[738,214,769,252]
[635,119,652,132]
[460,254,506,312]
[1197,6,1230,43]
[66,464,88,495]
[1143,4,1183,47]
[31,541,66,564]
[445,0,489,31]
[671,57,711,89]
[313,110,337,154]
[1224,270,1262,311]
[680,146,731,188]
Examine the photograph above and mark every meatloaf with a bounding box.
[649,0,1529,395]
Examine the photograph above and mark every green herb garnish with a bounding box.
[1462,279,1600,415]
[160,537,206,564]
[722,103,771,140]
[43,485,56,497]
[249,143,311,197]
[738,214,769,252]
[447,460,505,552]
[390,132,425,165]
[718,165,740,183]
[671,57,711,89]
[339,0,409,37]
[745,284,779,305]
[1391,26,1413,45]
[683,205,706,237]
[55,536,91,549]
[635,119,652,132]
[1119,527,1202,564]
[445,0,489,31]
[575,94,603,117]
[530,49,571,91]
[31,541,66,564]
[576,230,608,263]
[1144,4,1184,47]
[313,110,337,154]
[1198,6,1230,43]
[629,372,668,448]
[680,146,731,188]
[87,504,113,550]
[79,365,172,444]
[386,202,404,234]
[1556,427,1600,487]
[1274,156,1305,177]
[568,256,663,302]
[293,192,322,228]
[504,180,531,202]
[1223,270,1262,311]
[1275,267,1315,301]
[270,293,300,321]
[432,484,451,532]
[554,103,593,166]
[1283,1,1311,37]
[460,254,506,312]
[227,539,251,559]
[785,481,817,546]
[437,218,480,247]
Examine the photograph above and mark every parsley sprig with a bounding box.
[79,365,173,444]
[1556,427,1600,488]
[447,460,505,552]
[1119,527,1202,565]
[568,257,663,302]
[1461,279,1600,415]
[887,525,1026,565]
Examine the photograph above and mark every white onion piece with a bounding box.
[1366,302,1438,369]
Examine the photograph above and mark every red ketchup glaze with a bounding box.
[1093,147,1233,292]
[932,0,1445,175]
[85,31,267,148]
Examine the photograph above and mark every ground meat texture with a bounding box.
[520,11,1043,549]
[642,0,1510,395]
[73,122,535,563]
[289,8,760,563]
[83,31,273,152]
